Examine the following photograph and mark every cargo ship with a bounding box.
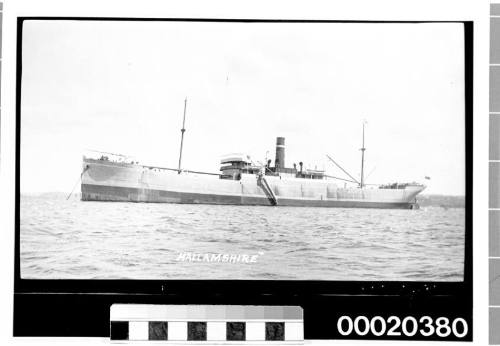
[80,101,425,208]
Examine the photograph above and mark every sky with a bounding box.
[20,20,465,195]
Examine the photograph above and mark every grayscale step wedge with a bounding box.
[110,304,303,343]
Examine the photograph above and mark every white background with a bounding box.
[0,0,489,345]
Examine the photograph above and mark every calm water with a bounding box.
[20,194,465,281]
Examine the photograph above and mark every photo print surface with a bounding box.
[20,20,466,280]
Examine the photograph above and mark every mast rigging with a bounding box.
[177,97,188,173]
[360,121,367,188]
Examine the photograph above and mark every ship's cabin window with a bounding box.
[219,155,260,180]
[296,170,325,180]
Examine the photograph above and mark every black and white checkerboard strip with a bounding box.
[110,305,303,342]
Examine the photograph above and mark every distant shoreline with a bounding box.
[21,192,466,209]
[417,194,465,208]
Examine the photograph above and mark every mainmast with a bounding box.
[177,97,187,173]
[360,121,366,188]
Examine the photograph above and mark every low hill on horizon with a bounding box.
[21,192,466,208]
[418,194,465,208]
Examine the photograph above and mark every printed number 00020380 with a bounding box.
[337,315,468,338]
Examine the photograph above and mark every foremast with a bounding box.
[360,120,367,188]
[177,97,188,173]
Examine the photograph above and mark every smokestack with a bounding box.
[275,137,285,169]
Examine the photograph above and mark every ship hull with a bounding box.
[81,183,417,209]
[81,159,425,209]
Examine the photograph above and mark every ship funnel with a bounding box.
[275,137,285,169]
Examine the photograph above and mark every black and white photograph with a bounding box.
[19,19,466,282]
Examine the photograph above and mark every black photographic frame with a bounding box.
[13,18,473,341]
